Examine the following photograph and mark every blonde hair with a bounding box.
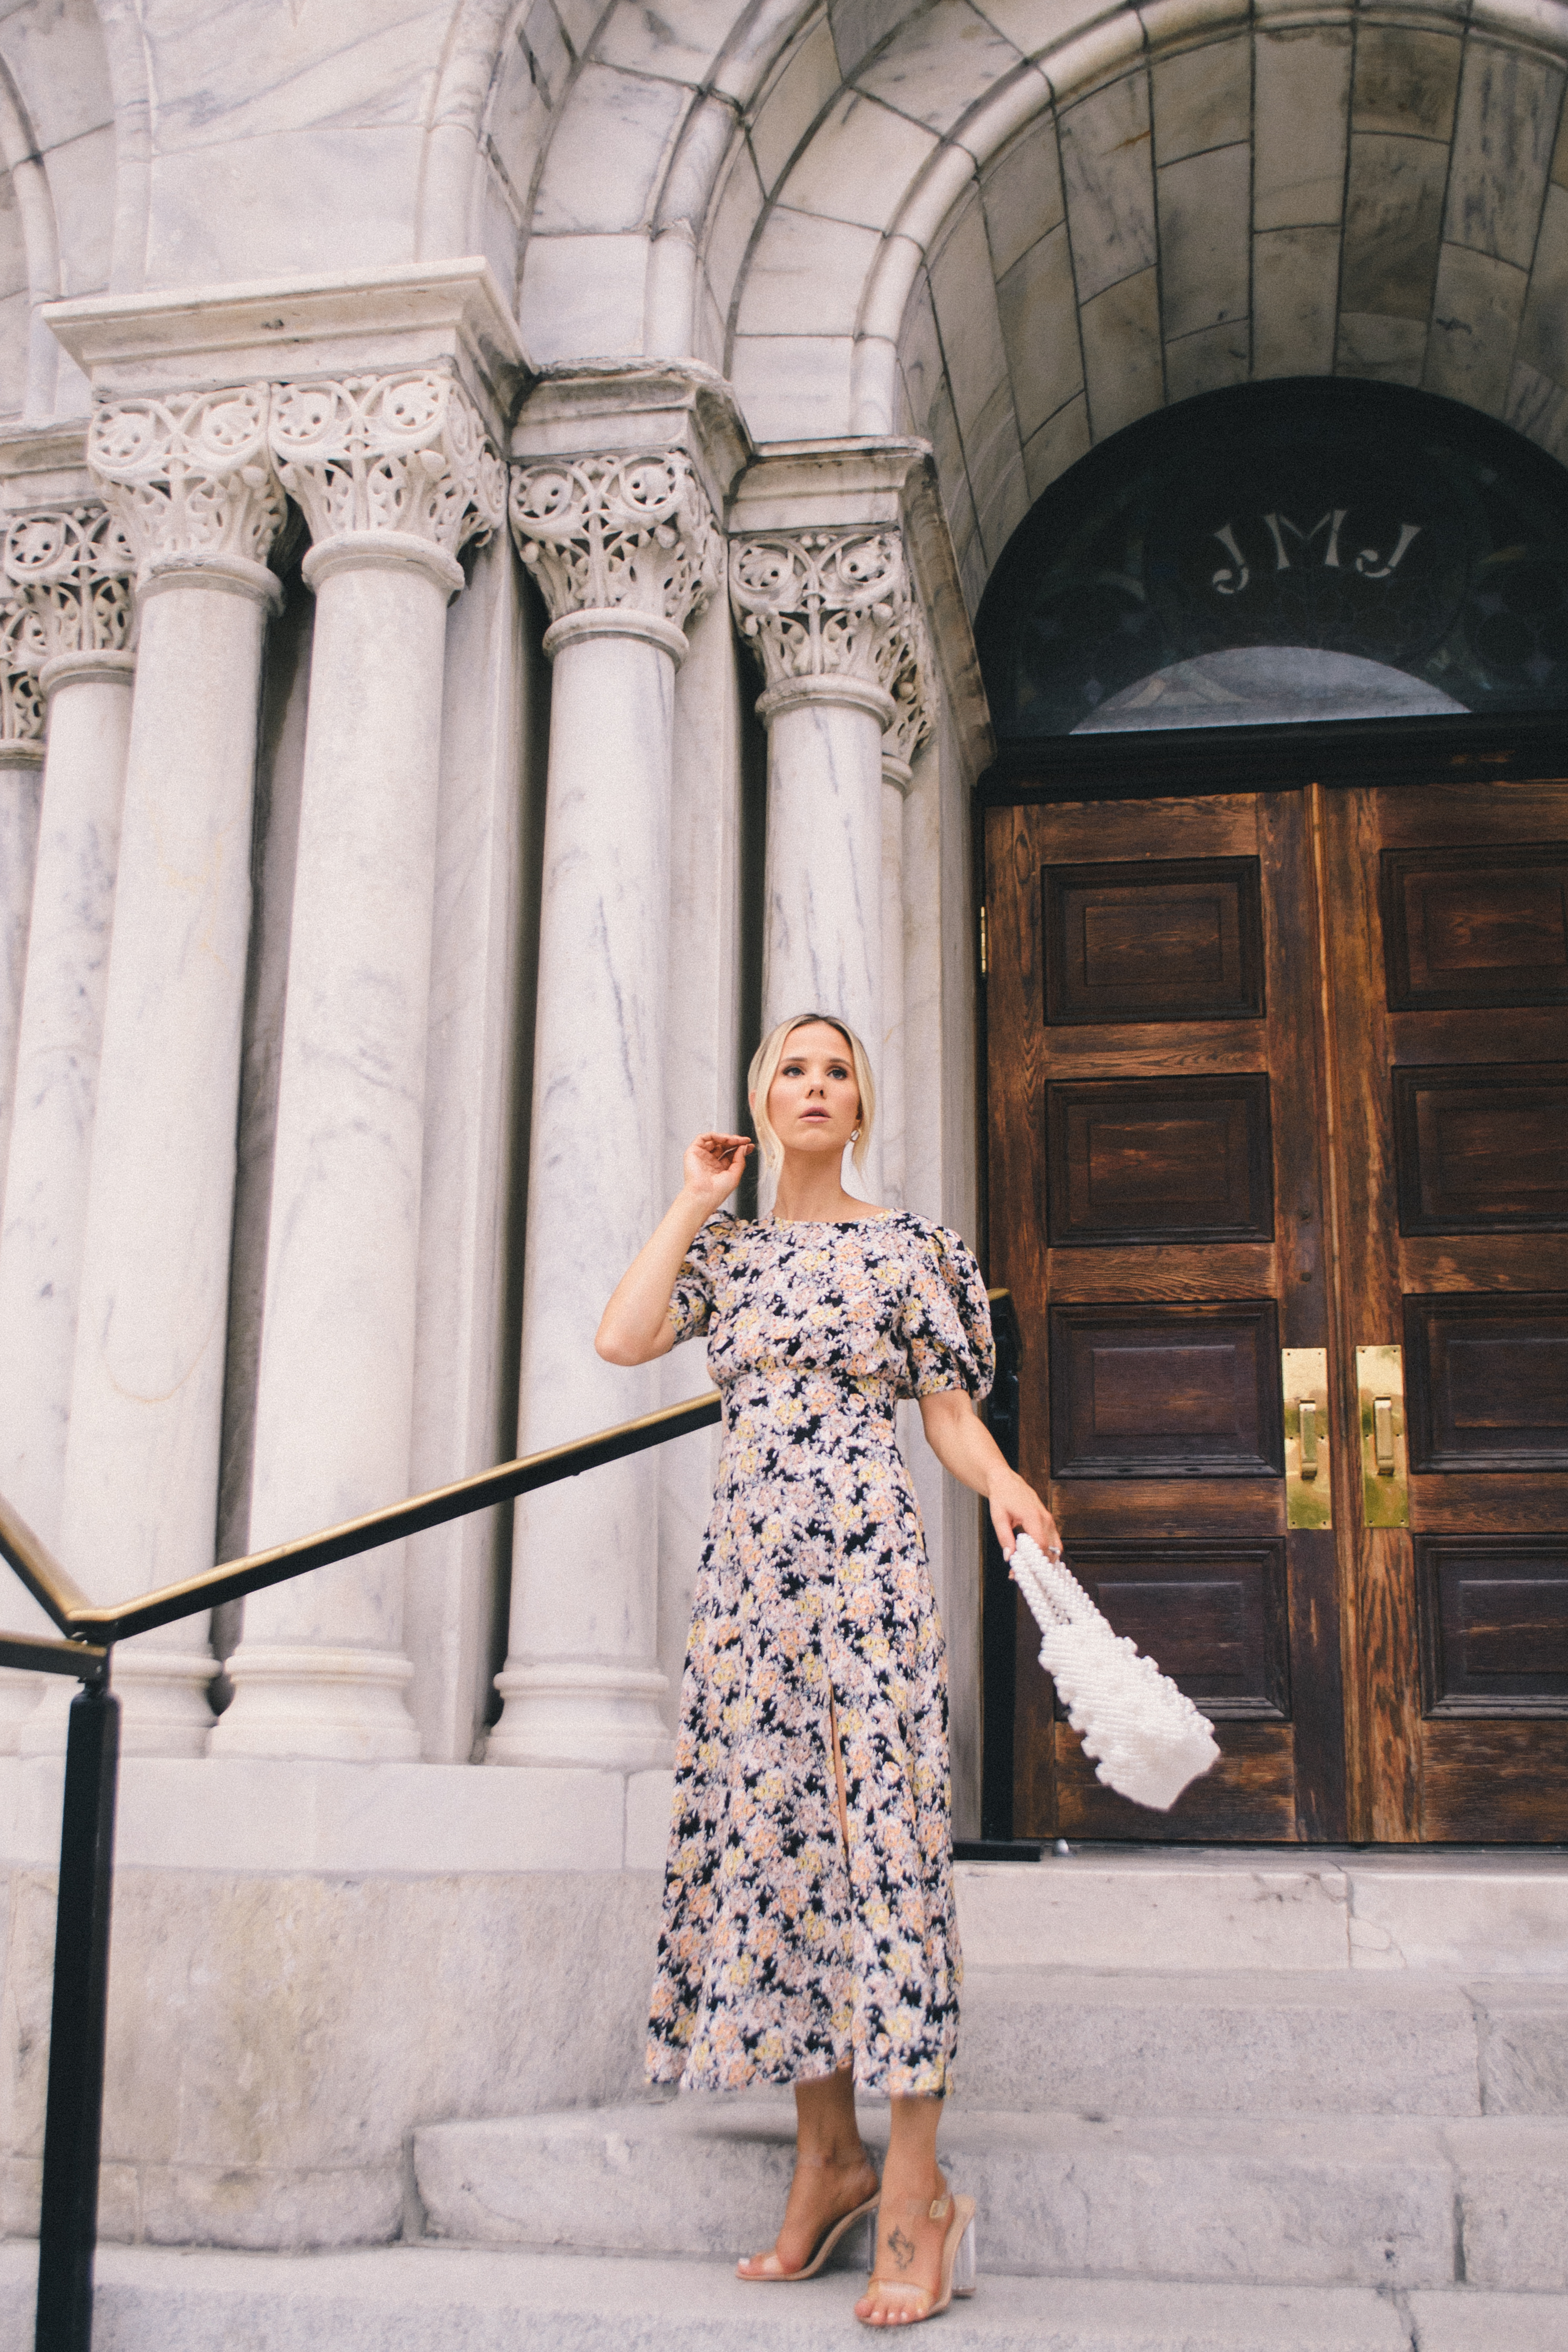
[748,1013,877,1177]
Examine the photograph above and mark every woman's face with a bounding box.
[761,1023,861,1161]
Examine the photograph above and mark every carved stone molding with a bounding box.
[508,450,720,634]
[0,596,44,746]
[88,385,287,575]
[271,368,505,559]
[729,527,918,702]
[3,504,135,668]
[883,593,933,775]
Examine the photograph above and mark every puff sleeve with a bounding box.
[898,1225,995,1402]
[666,1213,739,1345]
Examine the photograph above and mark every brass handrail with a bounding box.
[0,1286,1016,1658]
[1,1387,724,1655]
[0,1490,95,1635]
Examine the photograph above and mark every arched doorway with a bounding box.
[978,381,1568,1844]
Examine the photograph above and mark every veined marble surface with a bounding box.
[656,590,744,1731]
[761,690,884,1204]
[218,547,458,1765]
[53,572,274,1757]
[0,660,132,1715]
[404,532,540,1764]
[493,619,680,1775]
[0,750,39,1224]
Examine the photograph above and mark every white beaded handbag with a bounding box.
[1008,1534,1221,1813]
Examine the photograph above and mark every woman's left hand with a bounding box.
[987,1472,1060,1563]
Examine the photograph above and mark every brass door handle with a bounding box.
[1373,1397,1396,1474]
[1356,1346,1409,1527]
[1282,1349,1331,1528]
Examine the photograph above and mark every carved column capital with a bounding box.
[88,386,287,582]
[728,527,912,699]
[269,368,505,564]
[3,503,135,673]
[0,594,45,750]
[508,450,721,636]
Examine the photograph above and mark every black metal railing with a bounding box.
[0,1290,1017,2352]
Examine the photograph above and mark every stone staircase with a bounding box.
[4,1850,1568,2348]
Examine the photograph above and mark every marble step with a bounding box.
[3,2244,1566,2352]
[955,1967,1568,2116]
[412,2097,1568,2291]
[954,1851,1568,1978]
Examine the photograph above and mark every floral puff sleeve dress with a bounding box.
[646,1210,994,2101]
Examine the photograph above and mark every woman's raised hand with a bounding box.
[683,1131,753,1214]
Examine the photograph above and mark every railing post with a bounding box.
[35,1673,119,2352]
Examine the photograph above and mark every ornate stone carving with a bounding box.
[270,368,505,556]
[508,451,720,632]
[89,385,287,574]
[3,504,135,666]
[0,596,44,743]
[729,529,922,707]
[883,594,933,772]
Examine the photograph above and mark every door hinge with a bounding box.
[978,903,988,976]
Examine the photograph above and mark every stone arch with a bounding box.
[704,1,1568,614]
[0,0,119,415]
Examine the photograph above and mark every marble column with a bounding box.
[0,508,135,1751]
[213,371,504,1762]
[0,597,46,1745]
[487,449,718,1770]
[46,387,286,1758]
[731,529,927,1204]
[0,601,44,1197]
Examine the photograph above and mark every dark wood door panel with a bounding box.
[1062,1540,1289,1717]
[1381,843,1568,1010]
[1051,1478,1286,1537]
[1045,859,1266,1025]
[1404,1293,1568,1471]
[1030,1021,1271,1074]
[1049,1301,1284,1477]
[1416,1535,1568,1717]
[1393,1065,1568,1233]
[1018,794,1260,863]
[1411,1472,1568,1533]
[1388,1008,1568,1063]
[1401,1237,1568,1294]
[1046,1075,1274,1245]
[1421,1721,1568,1840]
[1045,1245,1280,1304]
[1054,1721,1296,1840]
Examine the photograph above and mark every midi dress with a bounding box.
[645,1209,995,2101]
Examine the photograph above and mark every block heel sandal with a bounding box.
[860,2190,978,2325]
[737,2191,881,2283]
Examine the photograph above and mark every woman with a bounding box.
[596,1014,1057,2326]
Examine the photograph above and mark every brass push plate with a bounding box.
[1355,1343,1409,1528]
[1282,1348,1332,1529]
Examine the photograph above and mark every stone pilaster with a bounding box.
[215,370,503,1762]
[47,396,286,1758]
[488,445,719,1772]
[0,502,136,1746]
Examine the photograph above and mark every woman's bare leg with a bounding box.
[736,2066,878,2278]
[855,2094,951,2326]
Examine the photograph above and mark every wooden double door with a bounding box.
[985,772,1568,1842]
